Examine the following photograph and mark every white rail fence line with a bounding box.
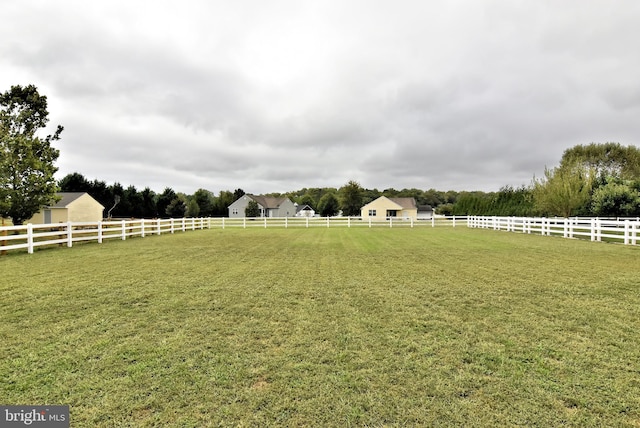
[0,216,462,255]
[208,216,463,229]
[5,215,636,255]
[0,217,211,254]
[467,216,640,246]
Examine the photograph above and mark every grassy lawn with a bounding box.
[1,227,639,427]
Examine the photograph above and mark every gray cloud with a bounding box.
[1,0,639,195]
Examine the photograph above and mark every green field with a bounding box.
[1,227,639,427]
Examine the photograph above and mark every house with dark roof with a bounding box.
[417,204,434,219]
[295,203,315,217]
[227,194,296,218]
[360,196,418,220]
[28,192,105,224]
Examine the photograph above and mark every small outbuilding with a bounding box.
[28,192,105,224]
[295,203,315,217]
[417,205,434,219]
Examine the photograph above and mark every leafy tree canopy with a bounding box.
[533,166,593,217]
[317,192,340,217]
[560,142,640,181]
[1,85,62,224]
[339,180,364,216]
[245,199,260,217]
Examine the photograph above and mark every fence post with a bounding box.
[98,221,103,244]
[452,216,456,228]
[389,217,393,228]
[170,218,175,234]
[624,220,630,245]
[633,222,638,245]
[264,217,267,228]
[590,218,596,241]
[410,217,413,228]
[243,218,246,229]
[1,218,6,256]
[369,218,372,228]
[156,219,161,235]
[431,216,435,228]
[285,217,288,228]
[122,220,127,240]
[222,217,225,229]
[27,223,34,254]
[348,217,351,228]
[192,218,196,231]
[568,218,573,239]
[327,217,330,228]
[67,221,73,247]
[141,219,145,238]
[306,217,309,228]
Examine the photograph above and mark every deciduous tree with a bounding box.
[245,199,260,217]
[533,166,593,217]
[339,180,364,216]
[591,179,640,217]
[560,142,640,181]
[0,85,62,224]
[318,192,339,216]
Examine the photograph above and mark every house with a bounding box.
[228,194,296,218]
[295,203,315,217]
[28,192,105,224]
[360,196,418,220]
[417,205,434,219]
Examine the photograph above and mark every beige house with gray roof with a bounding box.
[360,196,418,220]
[28,192,105,224]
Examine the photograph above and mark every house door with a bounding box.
[44,210,52,224]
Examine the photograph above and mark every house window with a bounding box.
[368,209,376,216]
[232,208,239,215]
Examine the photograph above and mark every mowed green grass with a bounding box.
[1,227,639,427]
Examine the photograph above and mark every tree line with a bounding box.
[58,172,247,218]
[54,142,640,219]
[56,174,460,219]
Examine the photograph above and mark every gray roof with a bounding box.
[49,192,87,208]
[48,192,104,209]
[248,195,290,209]
[388,197,417,209]
[296,204,314,213]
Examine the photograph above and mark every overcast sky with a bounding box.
[2,1,639,195]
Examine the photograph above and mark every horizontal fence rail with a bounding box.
[0,217,211,255]
[208,216,465,229]
[0,216,464,255]
[6,215,634,255]
[468,216,640,246]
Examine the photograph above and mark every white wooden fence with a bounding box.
[0,217,211,254]
[467,216,640,246]
[3,215,637,255]
[0,216,463,255]
[208,216,463,229]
